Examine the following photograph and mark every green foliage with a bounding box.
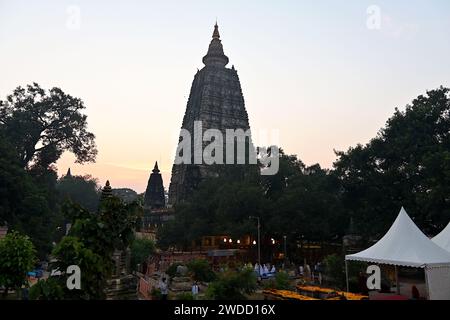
[187,259,216,282]
[151,288,162,300]
[334,86,450,236]
[29,278,64,300]
[323,254,366,290]
[158,149,345,254]
[274,271,291,290]
[0,83,97,169]
[35,197,142,299]
[130,238,155,271]
[176,292,194,300]
[323,254,345,288]
[160,87,450,250]
[57,174,99,212]
[262,271,291,290]
[0,231,36,296]
[166,263,183,279]
[0,134,63,258]
[206,268,257,300]
[51,236,108,299]
[66,197,141,257]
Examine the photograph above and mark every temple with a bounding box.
[143,161,165,210]
[168,23,254,205]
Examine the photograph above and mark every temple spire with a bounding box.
[144,162,165,209]
[202,23,229,67]
[101,180,113,200]
[153,161,160,173]
[212,22,220,39]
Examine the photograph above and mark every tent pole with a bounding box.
[345,259,349,293]
[395,265,400,295]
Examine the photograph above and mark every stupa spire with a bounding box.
[144,162,165,209]
[212,22,220,39]
[153,161,160,173]
[202,23,229,67]
[101,180,113,200]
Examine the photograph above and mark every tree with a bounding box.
[29,277,64,300]
[334,87,450,236]
[0,83,97,169]
[36,196,142,299]
[51,236,108,299]
[0,231,36,298]
[130,238,155,271]
[187,259,216,282]
[206,268,257,300]
[57,173,100,212]
[0,133,63,258]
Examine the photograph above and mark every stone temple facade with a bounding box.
[168,24,253,205]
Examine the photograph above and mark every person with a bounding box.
[263,264,269,276]
[192,282,199,300]
[299,265,304,277]
[305,264,311,281]
[159,277,169,300]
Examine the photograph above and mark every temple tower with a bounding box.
[168,23,254,205]
[143,162,165,209]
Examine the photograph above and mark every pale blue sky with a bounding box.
[1,0,449,191]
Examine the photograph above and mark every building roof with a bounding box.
[346,208,450,268]
[433,222,450,253]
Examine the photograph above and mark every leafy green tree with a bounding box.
[29,277,64,300]
[52,197,140,299]
[206,268,257,300]
[51,236,108,299]
[130,238,155,271]
[0,82,97,169]
[0,134,62,258]
[187,259,216,282]
[334,87,450,236]
[0,231,36,298]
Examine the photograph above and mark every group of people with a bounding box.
[250,263,276,278]
[298,262,323,284]
[158,277,201,300]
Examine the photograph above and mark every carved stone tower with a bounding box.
[144,162,165,209]
[168,24,253,205]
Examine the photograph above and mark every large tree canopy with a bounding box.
[334,87,450,236]
[0,83,97,169]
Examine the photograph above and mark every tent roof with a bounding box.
[346,208,450,268]
[432,222,450,252]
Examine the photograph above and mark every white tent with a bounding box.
[433,222,450,252]
[345,208,450,300]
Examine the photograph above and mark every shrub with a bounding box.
[176,292,194,300]
[187,259,216,282]
[166,263,183,279]
[206,268,257,300]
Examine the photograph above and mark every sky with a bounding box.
[1,0,450,193]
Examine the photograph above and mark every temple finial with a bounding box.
[101,180,113,200]
[212,22,220,39]
[153,161,160,173]
[203,22,228,67]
